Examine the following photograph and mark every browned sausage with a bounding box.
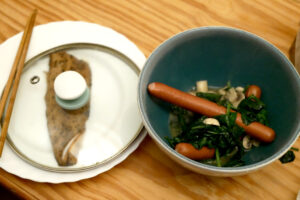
[148,82,275,143]
[175,143,215,160]
[245,85,261,98]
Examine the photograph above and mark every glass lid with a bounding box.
[4,43,143,172]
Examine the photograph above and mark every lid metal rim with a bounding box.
[4,43,143,173]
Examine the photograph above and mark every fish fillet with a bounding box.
[45,51,91,166]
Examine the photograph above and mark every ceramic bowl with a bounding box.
[138,27,300,176]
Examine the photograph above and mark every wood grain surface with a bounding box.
[0,0,300,199]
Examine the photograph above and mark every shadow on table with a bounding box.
[0,185,20,200]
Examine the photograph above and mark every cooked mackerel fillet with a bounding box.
[45,51,91,166]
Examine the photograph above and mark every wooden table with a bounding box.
[0,0,300,199]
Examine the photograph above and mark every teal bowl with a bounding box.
[138,27,300,176]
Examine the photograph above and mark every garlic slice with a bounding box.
[203,118,220,126]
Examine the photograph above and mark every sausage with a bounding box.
[148,82,275,143]
[245,85,261,99]
[175,143,215,160]
[235,113,275,142]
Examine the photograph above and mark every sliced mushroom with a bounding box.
[194,81,245,108]
[196,80,208,92]
[203,118,220,126]
[242,135,252,150]
[232,91,245,108]
[235,87,244,93]
[218,88,226,95]
[218,87,245,108]
[225,87,238,102]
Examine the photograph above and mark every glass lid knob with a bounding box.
[54,70,90,110]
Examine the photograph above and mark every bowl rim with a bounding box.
[138,26,300,174]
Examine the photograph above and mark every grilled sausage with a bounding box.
[175,143,215,160]
[148,82,275,143]
[245,85,262,99]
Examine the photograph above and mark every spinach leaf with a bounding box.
[170,105,194,133]
[201,146,244,167]
[279,147,298,164]
[239,95,265,110]
[216,111,237,128]
[279,150,295,164]
[165,137,182,149]
[217,99,234,109]
[243,85,250,94]
[224,81,231,91]
[196,92,221,102]
[215,148,221,167]
[291,147,299,151]
[237,95,268,125]
[195,90,236,111]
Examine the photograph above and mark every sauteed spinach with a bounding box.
[166,82,276,167]
[166,104,246,167]
[237,95,268,126]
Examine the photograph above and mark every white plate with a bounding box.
[8,43,143,171]
[0,21,147,182]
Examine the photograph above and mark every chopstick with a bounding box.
[0,9,37,157]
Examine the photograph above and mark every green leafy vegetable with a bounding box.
[217,99,234,109]
[166,105,246,167]
[166,82,284,167]
[196,90,235,111]
[216,148,221,167]
[237,95,268,125]
[196,92,221,102]
[291,147,299,151]
[279,147,298,164]
[224,81,231,91]
[202,147,243,166]
[279,150,296,164]
[243,85,250,94]
[170,105,194,133]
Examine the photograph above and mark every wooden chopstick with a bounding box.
[0,9,37,156]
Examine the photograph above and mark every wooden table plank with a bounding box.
[0,136,299,200]
[0,0,299,199]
